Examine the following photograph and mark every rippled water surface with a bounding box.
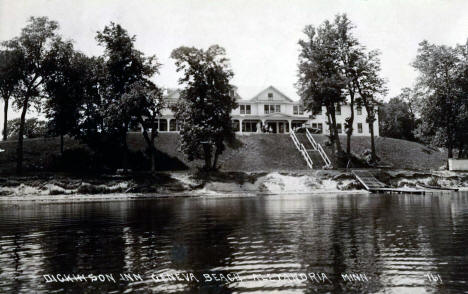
[1,193,468,293]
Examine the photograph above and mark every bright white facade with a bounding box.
[155,85,379,136]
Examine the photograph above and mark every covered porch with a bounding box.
[232,114,308,134]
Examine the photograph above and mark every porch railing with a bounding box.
[305,128,332,168]
[290,130,313,169]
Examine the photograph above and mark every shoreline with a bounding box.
[0,190,373,203]
[0,169,467,203]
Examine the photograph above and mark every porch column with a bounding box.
[239,119,243,134]
[262,120,266,133]
[276,122,279,133]
[256,121,261,133]
[288,120,292,133]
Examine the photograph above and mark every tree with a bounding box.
[96,22,160,171]
[379,95,418,141]
[412,41,465,159]
[171,45,237,170]
[354,50,387,162]
[120,81,164,171]
[7,118,47,139]
[2,17,62,173]
[0,49,23,141]
[43,41,86,154]
[334,14,365,156]
[297,20,347,156]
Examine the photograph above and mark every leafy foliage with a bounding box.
[7,118,47,139]
[412,41,468,158]
[297,19,347,154]
[2,16,62,173]
[0,49,24,140]
[171,45,237,170]
[379,96,418,141]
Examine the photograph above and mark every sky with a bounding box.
[0,0,467,123]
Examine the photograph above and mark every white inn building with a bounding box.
[157,85,379,136]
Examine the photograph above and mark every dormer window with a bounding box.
[268,93,273,100]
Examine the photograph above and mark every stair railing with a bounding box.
[305,128,332,168]
[290,130,313,169]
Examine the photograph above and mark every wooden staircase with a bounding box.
[290,129,332,169]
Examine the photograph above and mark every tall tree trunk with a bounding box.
[60,134,64,155]
[202,143,212,170]
[369,121,377,161]
[457,141,464,159]
[16,97,29,174]
[141,126,157,172]
[346,94,355,156]
[326,112,335,155]
[2,97,8,141]
[329,105,343,154]
[212,145,220,170]
[122,124,129,172]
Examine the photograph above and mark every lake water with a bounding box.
[1,193,468,293]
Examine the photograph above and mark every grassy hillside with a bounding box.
[0,133,447,174]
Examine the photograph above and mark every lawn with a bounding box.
[0,133,447,174]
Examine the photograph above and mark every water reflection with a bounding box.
[0,192,468,293]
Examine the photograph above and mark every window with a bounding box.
[357,106,362,115]
[232,120,240,132]
[169,119,177,131]
[242,121,258,132]
[293,105,304,115]
[264,104,280,114]
[318,123,323,133]
[337,123,342,134]
[358,123,363,133]
[159,119,168,131]
[240,105,251,115]
[268,92,273,100]
[336,104,341,115]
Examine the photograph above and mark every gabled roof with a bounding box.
[249,85,294,103]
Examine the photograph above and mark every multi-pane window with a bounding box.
[318,123,323,133]
[264,104,280,114]
[337,123,342,133]
[357,106,362,115]
[293,105,304,115]
[242,121,258,132]
[240,104,251,114]
[311,123,323,133]
[268,92,273,100]
[358,123,363,133]
[336,104,341,115]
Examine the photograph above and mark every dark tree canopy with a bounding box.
[412,40,468,159]
[2,16,62,173]
[171,45,237,170]
[297,19,347,155]
[379,96,418,141]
